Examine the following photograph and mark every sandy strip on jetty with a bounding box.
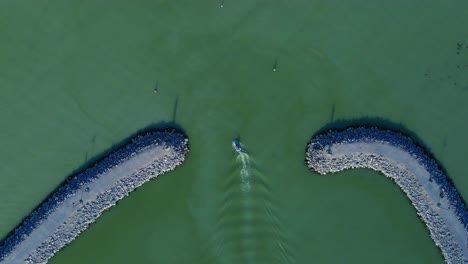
[306,127,467,264]
[0,131,189,264]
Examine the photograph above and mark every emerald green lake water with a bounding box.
[1,1,468,263]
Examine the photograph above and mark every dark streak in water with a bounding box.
[441,136,447,157]
[68,93,114,136]
[154,80,159,91]
[172,96,179,123]
[330,103,336,122]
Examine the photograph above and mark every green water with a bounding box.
[1,1,468,263]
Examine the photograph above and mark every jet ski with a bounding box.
[232,139,242,153]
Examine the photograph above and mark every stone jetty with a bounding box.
[306,127,467,264]
[0,130,189,264]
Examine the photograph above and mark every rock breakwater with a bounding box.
[0,130,189,264]
[306,127,467,264]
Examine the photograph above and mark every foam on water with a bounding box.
[197,143,295,264]
[237,152,251,193]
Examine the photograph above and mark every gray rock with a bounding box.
[0,131,189,264]
[306,127,468,264]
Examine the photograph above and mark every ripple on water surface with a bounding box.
[198,147,294,264]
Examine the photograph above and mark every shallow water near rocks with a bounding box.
[1,1,468,263]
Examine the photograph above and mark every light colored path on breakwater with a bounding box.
[0,132,188,264]
[306,128,468,264]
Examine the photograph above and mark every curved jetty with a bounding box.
[306,127,467,264]
[0,131,189,264]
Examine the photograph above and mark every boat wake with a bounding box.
[238,152,251,192]
[197,141,295,264]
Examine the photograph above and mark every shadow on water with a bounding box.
[197,142,295,264]
[330,102,336,122]
[308,116,466,206]
[441,136,447,157]
[154,80,159,91]
[84,134,97,163]
[0,120,188,245]
[172,96,179,123]
[272,59,278,71]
